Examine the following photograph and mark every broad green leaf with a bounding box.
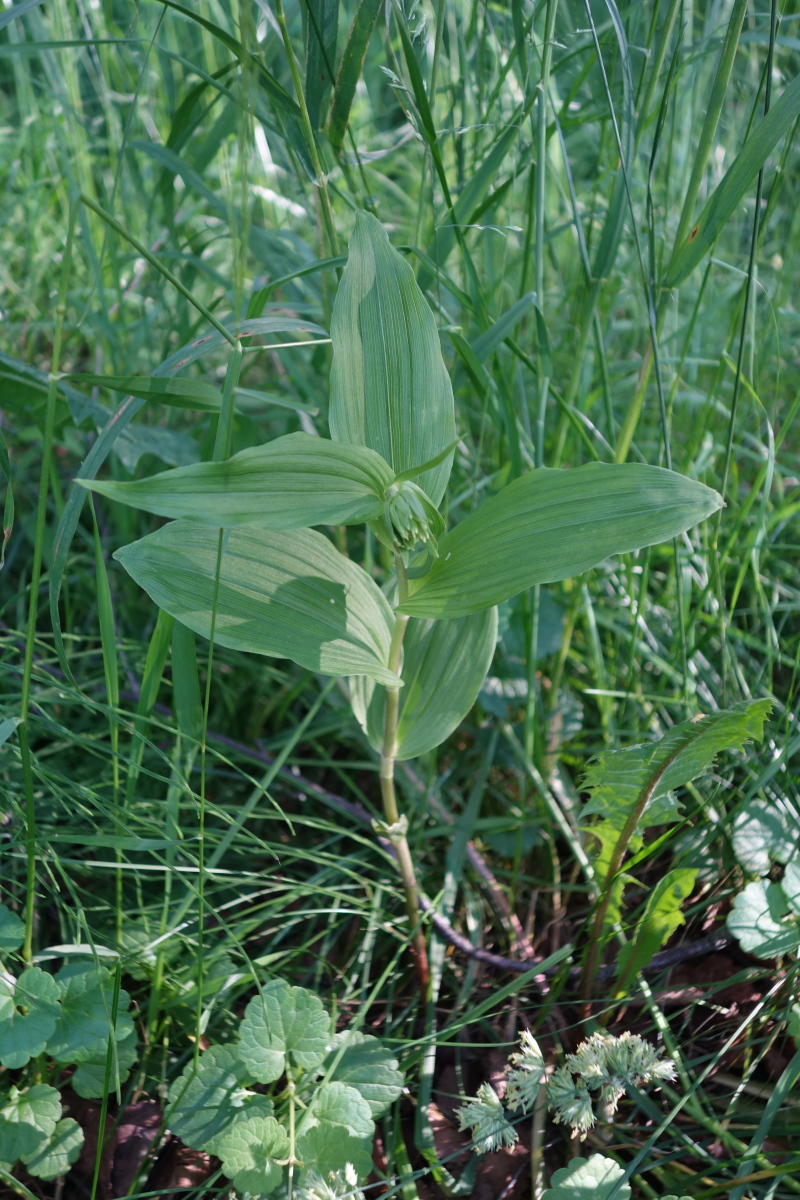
[48,962,134,1064]
[115,523,400,687]
[615,869,698,992]
[84,434,393,529]
[399,464,722,618]
[318,1031,404,1118]
[542,1153,632,1200]
[305,0,338,129]
[238,980,331,1084]
[329,211,456,508]
[727,878,800,959]
[23,1119,83,1181]
[0,1085,61,1163]
[732,799,797,875]
[71,1026,138,1099]
[215,1114,289,1195]
[0,904,24,952]
[0,968,61,1069]
[327,0,382,156]
[167,1045,270,1152]
[296,1123,373,1183]
[312,1082,374,1138]
[472,292,536,362]
[666,72,800,287]
[350,607,498,760]
[67,374,224,411]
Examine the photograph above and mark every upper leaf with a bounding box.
[0,967,61,1069]
[311,1082,374,1139]
[215,1114,289,1196]
[238,980,331,1084]
[398,463,722,618]
[351,607,497,759]
[318,1031,404,1118]
[83,433,394,530]
[67,374,224,412]
[0,905,24,953]
[542,1153,632,1200]
[115,523,401,687]
[329,211,456,508]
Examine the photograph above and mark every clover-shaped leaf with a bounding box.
[167,1044,272,1153]
[71,1026,138,1099]
[238,981,330,1083]
[319,1032,403,1118]
[311,1082,374,1139]
[216,1114,289,1196]
[0,968,61,1069]
[0,906,24,954]
[726,878,800,958]
[0,1085,61,1164]
[296,1122,373,1184]
[23,1118,83,1180]
[542,1153,632,1200]
[732,800,797,875]
[48,961,134,1064]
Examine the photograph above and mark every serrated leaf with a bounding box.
[399,464,722,618]
[115,523,401,688]
[615,869,698,992]
[0,905,24,953]
[732,800,797,875]
[71,1026,138,1099]
[350,607,497,759]
[167,1044,271,1152]
[330,211,456,509]
[66,374,224,412]
[0,1085,61,1163]
[48,962,133,1064]
[726,879,800,959]
[542,1153,632,1200]
[83,434,393,529]
[23,1118,83,1180]
[216,1114,289,1195]
[319,1031,404,1118]
[238,980,330,1084]
[0,968,61,1069]
[312,1082,374,1138]
[296,1122,373,1183]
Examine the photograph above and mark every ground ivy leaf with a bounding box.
[48,962,133,1064]
[0,906,24,954]
[216,1114,289,1195]
[320,1031,403,1118]
[0,1085,61,1163]
[238,980,330,1083]
[296,1122,373,1183]
[71,1026,138,1099]
[542,1153,632,1200]
[0,967,61,1069]
[167,1044,271,1153]
[22,1118,84,1180]
[726,879,800,958]
[732,800,797,875]
[312,1082,374,1139]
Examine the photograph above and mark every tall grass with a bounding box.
[1,0,799,1196]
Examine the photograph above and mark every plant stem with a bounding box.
[381,556,429,991]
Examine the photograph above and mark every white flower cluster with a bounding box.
[295,1163,365,1200]
[455,1030,675,1152]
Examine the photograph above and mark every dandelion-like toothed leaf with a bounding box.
[216,1114,289,1196]
[329,211,456,509]
[238,980,331,1084]
[398,463,722,618]
[350,607,497,760]
[115,523,401,687]
[542,1153,632,1200]
[82,434,394,530]
[614,869,697,991]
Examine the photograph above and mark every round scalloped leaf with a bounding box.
[726,879,800,959]
[0,968,61,1069]
[238,980,330,1083]
[22,1118,84,1180]
[167,1044,250,1151]
[216,1114,289,1196]
[71,1026,139,1099]
[0,1085,61,1164]
[48,962,134,1064]
[312,1082,374,1139]
[296,1123,373,1184]
[0,906,24,954]
[320,1032,403,1118]
[732,800,797,874]
[542,1154,632,1200]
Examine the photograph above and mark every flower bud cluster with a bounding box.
[384,481,440,553]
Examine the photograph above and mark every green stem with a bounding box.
[18,202,78,964]
[381,556,429,990]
